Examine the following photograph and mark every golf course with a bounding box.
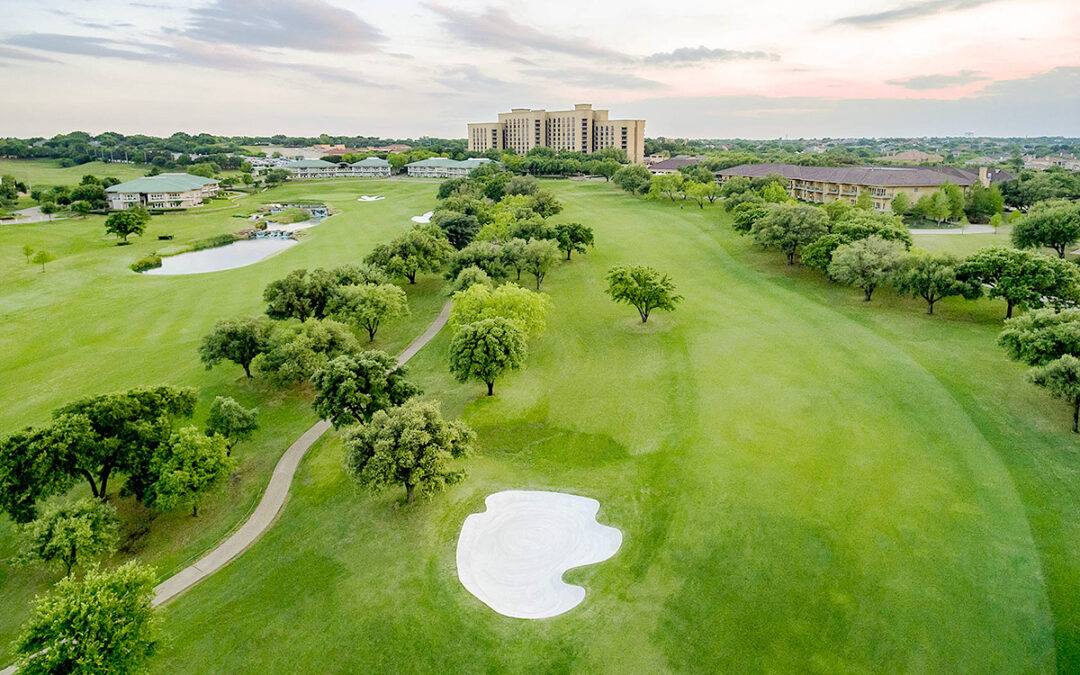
[3,178,1080,672]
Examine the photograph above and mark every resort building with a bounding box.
[648,155,705,175]
[350,157,392,177]
[467,104,646,164]
[281,159,344,179]
[404,157,497,178]
[716,164,1015,212]
[105,173,220,210]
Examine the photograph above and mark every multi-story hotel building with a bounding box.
[715,163,1015,212]
[105,173,220,210]
[468,104,646,164]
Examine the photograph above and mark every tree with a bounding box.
[989,212,1004,233]
[942,183,966,221]
[800,233,850,271]
[1029,355,1080,433]
[1010,200,1080,258]
[256,318,361,387]
[263,268,337,319]
[855,191,874,210]
[760,182,790,204]
[450,282,552,336]
[311,352,421,427]
[521,238,560,290]
[31,250,56,272]
[751,203,829,264]
[22,244,34,263]
[433,211,480,249]
[14,562,159,675]
[604,264,683,323]
[890,192,912,218]
[831,211,913,248]
[18,498,118,576]
[205,396,258,454]
[104,210,147,243]
[892,252,973,314]
[923,191,951,226]
[649,174,684,202]
[450,265,494,293]
[343,399,474,503]
[731,201,766,234]
[998,308,1080,366]
[365,225,453,284]
[528,190,562,218]
[71,200,92,219]
[446,241,507,282]
[40,202,57,221]
[199,316,273,378]
[827,236,905,301]
[0,427,76,523]
[613,165,652,195]
[960,247,1080,318]
[152,427,233,516]
[329,282,408,341]
[594,158,621,181]
[449,317,527,396]
[500,238,528,281]
[553,222,594,260]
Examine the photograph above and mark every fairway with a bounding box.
[137,182,1078,672]
[0,159,151,188]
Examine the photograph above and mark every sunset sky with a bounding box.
[0,0,1078,138]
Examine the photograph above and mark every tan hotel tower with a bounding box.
[468,104,646,164]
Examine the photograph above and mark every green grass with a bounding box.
[0,179,444,663]
[0,159,150,188]
[146,183,1078,672]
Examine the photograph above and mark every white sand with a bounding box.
[456,490,622,619]
[357,195,385,202]
[411,211,434,223]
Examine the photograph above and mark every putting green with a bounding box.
[145,183,1061,672]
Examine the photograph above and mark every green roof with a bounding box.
[284,159,338,168]
[105,173,217,193]
[351,157,391,167]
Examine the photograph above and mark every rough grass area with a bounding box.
[145,182,1077,672]
[0,159,151,187]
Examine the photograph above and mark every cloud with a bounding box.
[834,0,1003,27]
[524,68,664,90]
[427,4,631,62]
[643,46,779,66]
[440,65,508,91]
[0,46,60,63]
[5,33,167,61]
[887,69,990,89]
[177,0,385,53]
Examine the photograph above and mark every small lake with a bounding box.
[142,238,298,275]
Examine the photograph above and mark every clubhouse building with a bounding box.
[468,104,646,164]
[106,173,220,210]
[715,163,1015,212]
[404,157,498,178]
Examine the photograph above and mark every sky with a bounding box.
[0,0,1078,139]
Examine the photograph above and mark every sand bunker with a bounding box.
[411,211,434,224]
[456,490,622,619]
[357,195,385,202]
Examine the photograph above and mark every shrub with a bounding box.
[130,254,162,272]
[191,233,239,251]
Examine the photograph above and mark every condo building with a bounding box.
[404,157,497,178]
[468,104,646,164]
[105,173,220,210]
[716,164,1015,212]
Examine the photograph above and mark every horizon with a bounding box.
[0,0,1077,139]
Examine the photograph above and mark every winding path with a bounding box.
[0,302,451,675]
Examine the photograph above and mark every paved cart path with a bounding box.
[0,301,451,675]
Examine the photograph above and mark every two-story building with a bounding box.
[105,173,220,210]
[404,157,496,178]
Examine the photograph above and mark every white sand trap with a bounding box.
[456,490,622,619]
[411,211,434,224]
[357,195,385,202]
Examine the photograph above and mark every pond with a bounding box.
[142,238,298,275]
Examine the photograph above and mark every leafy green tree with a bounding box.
[989,212,1004,233]
[760,181,790,204]
[343,399,474,503]
[1010,200,1080,258]
[152,427,233,516]
[264,268,337,319]
[855,191,874,210]
[449,317,527,396]
[824,198,853,223]
[965,183,1004,223]
[450,282,552,336]
[437,177,470,199]
[500,238,528,281]
[311,352,420,427]
[31,250,56,272]
[329,282,408,341]
[199,316,273,378]
[14,561,160,675]
[40,202,57,221]
[942,183,966,221]
[365,225,453,284]
[892,252,973,314]
[104,210,147,243]
[959,247,1080,318]
[800,233,850,271]
[613,165,652,195]
[751,203,829,264]
[529,190,562,217]
[71,200,92,219]
[522,238,560,290]
[649,174,684,202]
[330,263,389,287]
[450,265,494,293]
[22,244,34,263]
[18,498,118,576]
[433,211,481,249]
[553,222,594,260]
[828,236,905,301]
[0,427,77,523]
[832,211,913,248]
[890,192,912,217]
[604,264,683,323]
[1028,355,1080,433]
[205,396,258,454]
[998,308,1080,366]
[256,318,361,387]
[923,191,951,226]
[446,241,508,282]
[731,200,766,234]
[594,158,621,181]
